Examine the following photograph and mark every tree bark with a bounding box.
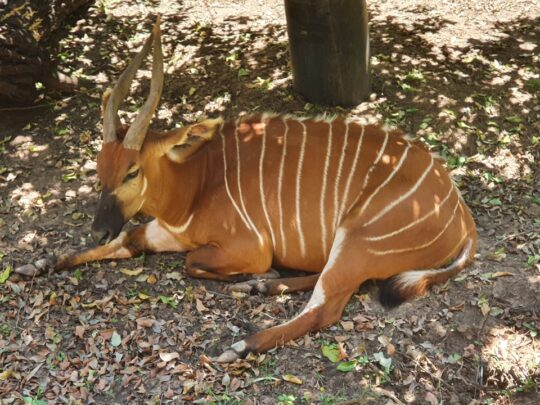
[284,0,370,106]
[0,0,92,105]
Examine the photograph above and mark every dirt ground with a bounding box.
[1,0,539,404]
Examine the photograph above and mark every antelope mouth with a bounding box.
[91,188,126,245]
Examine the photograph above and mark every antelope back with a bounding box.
[209,114,475,273]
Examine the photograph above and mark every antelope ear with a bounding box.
[164,118,223,163]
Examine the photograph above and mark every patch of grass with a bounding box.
[276,394,296,405]
[0,323,10,337]
[320,392,348,405]
[525,78,540,93]
[158,295,178,309]
[72,268,83,281]
[376,102,418,127]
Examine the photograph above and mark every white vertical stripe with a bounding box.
[332,121,349,230]
[394,236,472,288]
[368,192,460,255]
[295,120,307,257]
[220,123,263,244]
[234,119,262,243]
[259,117,276,248]
[364,183,456,241]
[359,143,411,216]
[346,130,389,217]
[337,124,365,225]
[320,121,333,256]
[277,118,288,257]
[363,154,434,227]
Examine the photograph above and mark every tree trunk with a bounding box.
[284,0,370,107]
[0,0,92,106]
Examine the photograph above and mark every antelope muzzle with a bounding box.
[91,187,126,245]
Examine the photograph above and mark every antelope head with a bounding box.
[93,17,221,245]
[93,16,169,245]
[92,20,163,245]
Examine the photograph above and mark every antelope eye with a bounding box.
[124,169,140,182]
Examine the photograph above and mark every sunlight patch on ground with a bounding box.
[483,326,539,390]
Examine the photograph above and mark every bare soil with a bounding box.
[0,1,539,404]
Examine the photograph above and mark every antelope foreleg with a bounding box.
[55,231,138,270]
[16,219,184,276]
[185,243,272,281]
[229,274,320,295]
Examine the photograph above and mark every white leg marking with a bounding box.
[333,121,350,230]
[295,120,308,257]
[145,220,186,252]
[359,143,411,216]
[364,184,455,241]
[368,192,459,255]
[320,121,333,256]
[234,119,264,245]
[259,117,277,248]
[362,154,434,227]
[220,123,263,243]
[277,118,288,257]
[338,124,366,224]
[281,228,348,330]
[231,340,247,353]
[346,129,389,216]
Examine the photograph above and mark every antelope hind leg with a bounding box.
[185,242,273,282]
[216,230,363,362]
[15,219,184,276]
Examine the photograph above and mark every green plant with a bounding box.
[277,394,296,405]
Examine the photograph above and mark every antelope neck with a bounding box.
[140,150,208,226]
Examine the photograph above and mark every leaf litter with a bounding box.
[1,0,539,403]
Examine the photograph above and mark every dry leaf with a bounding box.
[340,320,354,331]
[425,392,439,405]
[159,352,180,363]
[136,319,154,328]
[120,267,144,276]
[82,295,113,308]
[195,298,207,312]
[0,370,12,381]
[491,271,513,278]
[282,374,303,385]
[75,325,86,339]
[146,274,157,284]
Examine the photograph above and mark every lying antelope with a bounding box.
[18,19,477,362]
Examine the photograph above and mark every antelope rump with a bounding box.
[18,18,477,362]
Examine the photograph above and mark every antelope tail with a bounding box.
[379,238,475,308]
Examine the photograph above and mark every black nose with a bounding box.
[92,228,112,245]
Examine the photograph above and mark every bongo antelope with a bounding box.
[18,18,477,362]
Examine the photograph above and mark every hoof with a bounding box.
[215,349,241,363]
[213,340,248,363]
[229,279,268,294]
[14,264,41,277]
[15,256,56,277]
